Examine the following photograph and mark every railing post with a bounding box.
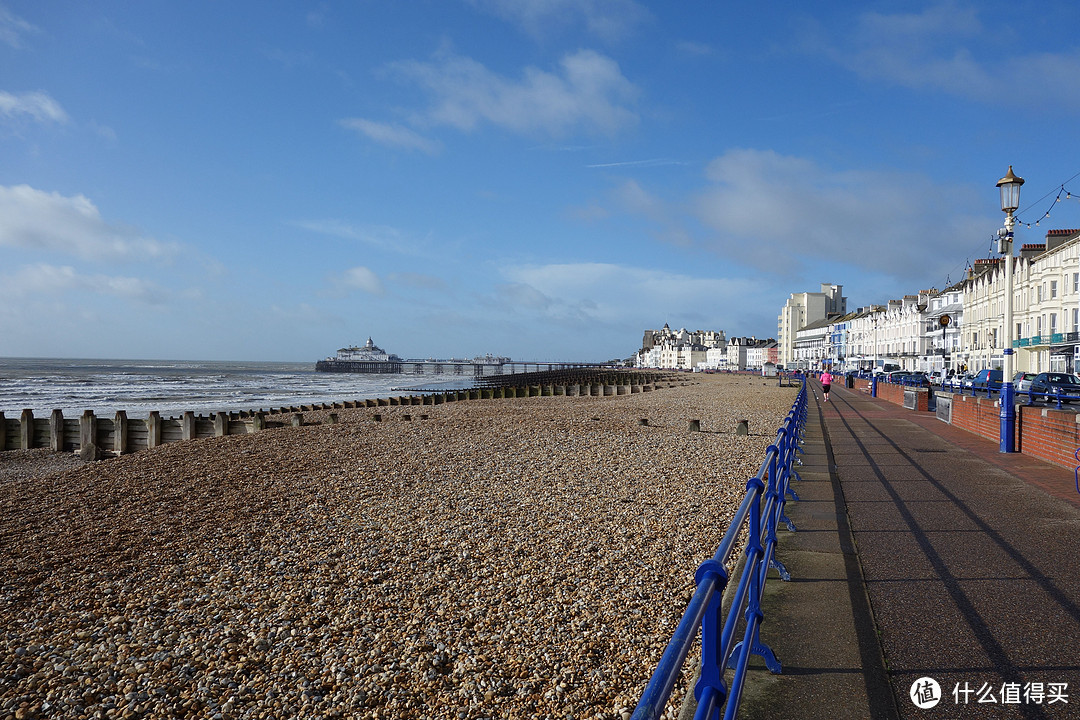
[695,558,730,710]
[631,382,808,720]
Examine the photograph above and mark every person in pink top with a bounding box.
[820,370,833,402]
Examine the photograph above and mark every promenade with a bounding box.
[736,380,1080,719]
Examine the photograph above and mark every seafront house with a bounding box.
[841,307,882,372]
[961,229,1080,375]
[922,285,964,375]
[776,284,847,370]
[745,340,778,371]
[778,228,1080,378]
[726,337,776,371]
[792,319,832,371]
[634,324,727,370]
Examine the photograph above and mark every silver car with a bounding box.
[1012,371,1036,393]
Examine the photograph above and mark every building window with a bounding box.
[1051,280,1058,298]
[1074,309,1079,333]
[1074,272,1079,294]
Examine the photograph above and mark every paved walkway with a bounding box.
[736,381,1080,720]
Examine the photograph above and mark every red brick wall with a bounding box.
[1017,405,1080,469]
[945,394,1080,471]
[867,381,930,411]
[846,380,1080,471]
[948,393,1004,444]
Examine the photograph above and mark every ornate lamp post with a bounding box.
[997,166,1024,453]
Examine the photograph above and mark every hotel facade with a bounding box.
[782,229,1080,375]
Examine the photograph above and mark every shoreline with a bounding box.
[1,374,797,720]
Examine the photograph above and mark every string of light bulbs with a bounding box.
[937,170,1080,295]
[1015,170,1080,228]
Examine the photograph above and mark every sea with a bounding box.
[0,357,477,420]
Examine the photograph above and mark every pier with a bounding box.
[315,357,606,377]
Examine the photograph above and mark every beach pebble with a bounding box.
[0,374,795,719]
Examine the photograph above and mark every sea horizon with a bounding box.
[0,356,475,420]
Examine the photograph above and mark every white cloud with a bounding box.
[6,263,165,304]
[497,262,757,327]
[0,185,178,260]
[0,90,68,124]
[0,6,38,48]
[295,219,427,257]
[335,265,384,295]
[339,118,440,154]
[470,0,650,43]
[614,179,665,220]
[692,148,986,280]
[824,4,1080,110]
[387,271,447,291]
[390,49,638,137]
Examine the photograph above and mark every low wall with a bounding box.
[948,393,1080,470]
[854,381,1080,472]
[947,393,1009,445]
[850,378,930,411]
[874,382,930,411]
[1018,405,1080,468]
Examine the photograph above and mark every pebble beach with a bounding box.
[1,373,798,720]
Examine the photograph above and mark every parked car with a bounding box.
[904,371,932,387]
[971,369,1003,391]
[1012,371,1037,393]
[1028,372,1080,403]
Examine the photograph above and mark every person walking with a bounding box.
[820,369,833,402]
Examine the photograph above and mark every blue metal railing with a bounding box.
[630,380,808,720]
[935,380,1080,408]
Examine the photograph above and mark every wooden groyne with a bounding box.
[0,371,688,458]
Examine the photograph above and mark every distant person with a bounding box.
[820,370,833,402]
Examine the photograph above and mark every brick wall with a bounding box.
[859,380,930,411]
[948,393,1007,445]
[941,393,1080,471]
[1017,405,1080,469]
[845,379,1080,471]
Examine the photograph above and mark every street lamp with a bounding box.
[997,165,1024,453]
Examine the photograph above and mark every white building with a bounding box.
[696,346,730,371]
[777,284,846,369]
[635,323,726,370]
[727,337,775,371]
[961,229,1080,374]
[746,341,777,371]
[921,285,964,375]
[775,229,1080,378]
[792,319,832,371]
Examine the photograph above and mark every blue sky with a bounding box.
[3,1,1080,363]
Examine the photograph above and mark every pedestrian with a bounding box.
[821,369,833,402]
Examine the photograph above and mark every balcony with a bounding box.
[1011,332,1080,349]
